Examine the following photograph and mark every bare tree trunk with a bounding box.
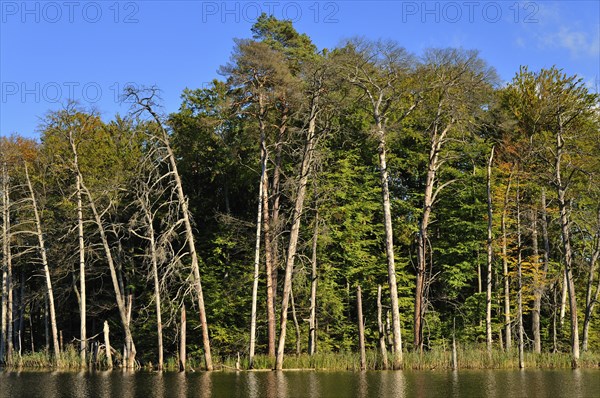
[179,304,186,372]
[141,203,164,371]
[357,285,366,371]
[516,181,524,369]
[415,119,452,353]
[0,271,5,364]
[17,273,24,357]
[79,178,137,368]
[262,172,277,360]
[2,162,14,361]
[542,190,558,353]
[275,92,319,370]
[254,94,277,361]
[290,287,301,356]
[68,131,87,366]
[552,283,559,353]
[134,95,213,370]
[7,258,12,362]
[1,163,9,363]
[308,212,318,356]
[377,285,388,369]
[104,321,112,370]
[125,293,134,367]
[24,164,60,359]
[559,272,567,329]
[501,173,513,351]
[69,129,137,369]
[582,258,600,352]
[531,203,543,354]
[555,122,580,366]
[486,146,494,354]
[269,107,287,323]
[249,137,266,369]
[344,44,419,369]
[44,294,49,351]
[451,318,457,371]
[377,124,403,368]
[582,208,600,352]
[30,303,36,353]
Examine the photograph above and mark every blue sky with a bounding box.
[1,0,599,139]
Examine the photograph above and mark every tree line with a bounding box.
[1,16,599,370]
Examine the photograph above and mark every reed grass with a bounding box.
[213,346,599,371]
[3,346,599,371]
[2,344,113,371]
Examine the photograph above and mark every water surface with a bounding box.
[1,369,598,397]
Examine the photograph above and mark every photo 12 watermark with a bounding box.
[400,1,539,24]
[1,1,140,24]
[1,81,142,104]
[200,1,340,23]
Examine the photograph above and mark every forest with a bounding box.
[1,15,599,371]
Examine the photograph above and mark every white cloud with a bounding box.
[538,26,600,58]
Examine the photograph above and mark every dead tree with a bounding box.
[127,87,213,371]
[275,64,324,370]
[343,39,418,367]
[357,285,366,371]
[24,163,60,359]
[485,146,494,353]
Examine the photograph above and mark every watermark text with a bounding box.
[400,2,539,23]
[1,1,140,23]
[1,81,141,104]
[201,1,339,23]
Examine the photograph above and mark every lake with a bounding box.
[1,369,598,397]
